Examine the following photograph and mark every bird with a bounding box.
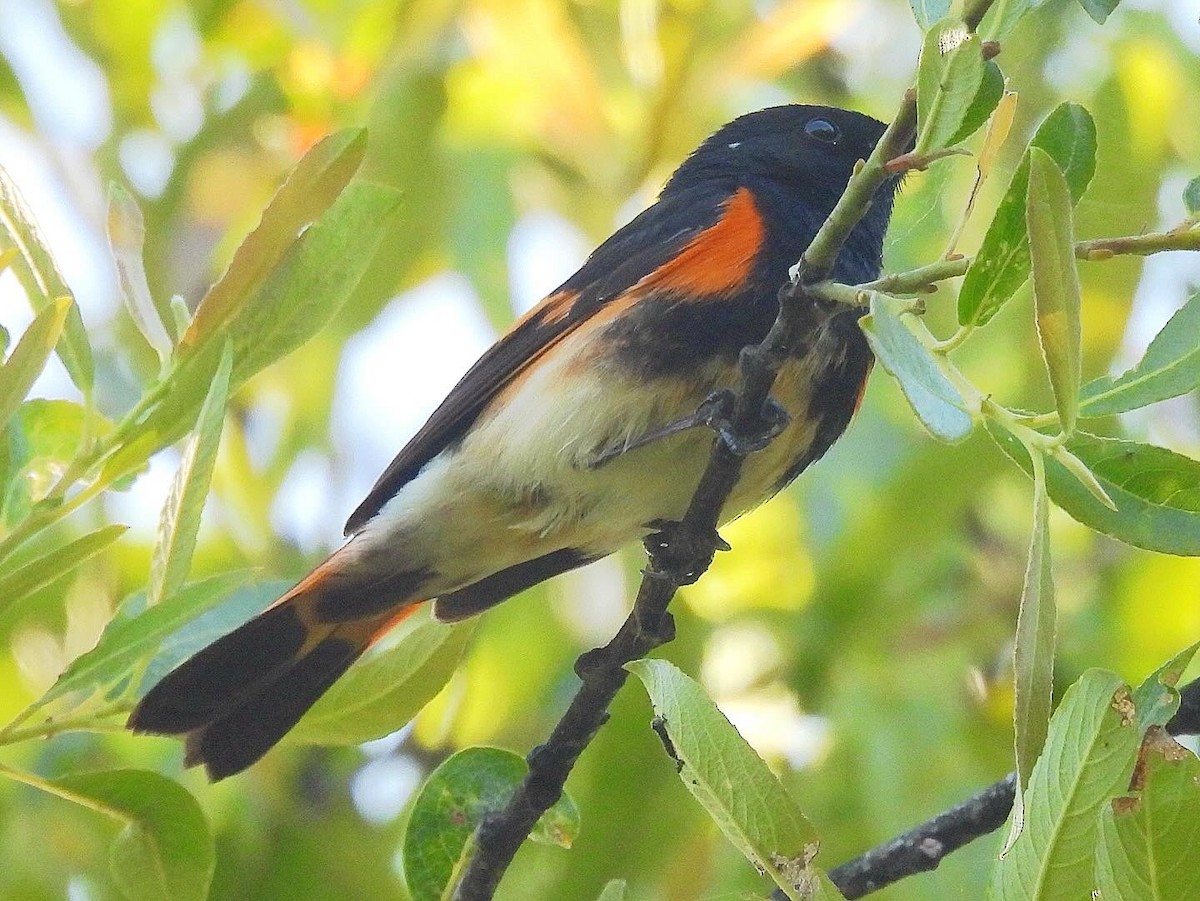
[128,103,901,779]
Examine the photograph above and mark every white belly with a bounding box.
[357,325,835,595]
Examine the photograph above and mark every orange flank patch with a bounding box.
[852,358,874,417]
[484,290,582,405]
[493,292,640,402]
[638,187,765,297]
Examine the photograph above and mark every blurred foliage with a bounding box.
[0,0,1198,899]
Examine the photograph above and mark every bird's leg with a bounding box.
[588,388,790,468]
[587,389,736,469]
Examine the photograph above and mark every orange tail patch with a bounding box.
[129,570,426,780]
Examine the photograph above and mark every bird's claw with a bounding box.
[717,396,791,457]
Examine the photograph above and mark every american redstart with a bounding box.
[129,104,900,779]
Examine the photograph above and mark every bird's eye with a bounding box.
[804,118,840,143]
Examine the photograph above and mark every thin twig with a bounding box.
[823,774,1016,900]
[1075,227,1200,260]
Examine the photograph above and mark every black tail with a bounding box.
[128,579,418,779]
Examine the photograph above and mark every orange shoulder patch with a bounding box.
[638,187,765,298]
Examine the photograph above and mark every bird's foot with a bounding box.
[643,520,731,585]
[716,396,791,457]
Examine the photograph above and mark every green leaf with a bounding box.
[15,398,111,463]
[0,525,127,618]
[989,428,1200,555]
[1049,444,1116,510]
[988,670,1140,900]
[106,183,174,355]
[288,610,472,745]
[1027,147,1083,435]
[137,580,286,692]
[981,0,1033,41]
[0,162,94,392]
[909,0,951,29]
[1075,0,1120,25]
[1095,734,1200,901]
[1004,473,1056,853]
[26,574,243,716]
[860,294,974,442]
[128,336,227,455]
[1184,176,1200,217]
[53,769,213,901]
[1079,290,1200,417]
[182,129,367,350]
[4,399,114,519]
[0,297,71,427]
[225,181,404,384]
[959,103,1097,327]
[401,747,580,901]
[947,59,1005,147]
[1132,643,1200,733]
[626,658,823,900]
[147,341,231,606]
[915,20,986,155]
[0,244,16,279]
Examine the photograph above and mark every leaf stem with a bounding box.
[929,323,974,353]
[0,700,133,747]
[0,762,133,824]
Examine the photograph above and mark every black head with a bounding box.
[662,105,888,206]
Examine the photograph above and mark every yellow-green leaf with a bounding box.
[1095,734,1200,901]
[1027,147,1082,435]
[148,341,232,606]
[959,103,1096,328]
[915,20,987,155]
[989,428,1200,556]
[1004,469,1056,853]
[627,658,824,900]
[0,297,72,426]
[106,183,174,356]
[1079,290,1200,417]
[401,747,580,901]
[0,163,94,392]
[0,524,127,618]
[182,129,367,350]
[52,769,214,901]
[289,610,472,746]
[860,294,975,442]
[225,181,404,384]
[989,671,1140,899]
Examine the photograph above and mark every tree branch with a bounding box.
[1075,227,1200,260]
[763,674,1200,900]
[821,774,1017,900]
[451,93,919,901]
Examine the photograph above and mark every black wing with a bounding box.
[344,184,733,534]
